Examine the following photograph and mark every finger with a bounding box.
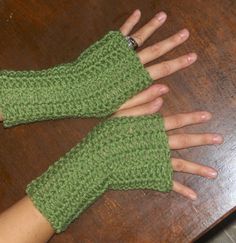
[131,11,167,47]
[138,29,190,65]
[119,9,141,36]
[172,158,217,179]
[168,133,224,149]
[147,53,197,80]
[173,181,197,200]
[113,97,163,117]
[118,84,169,110]
[164,111,212,131]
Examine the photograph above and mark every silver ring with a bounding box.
[125,36,138,50]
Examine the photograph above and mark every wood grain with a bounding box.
[0,1,235,242]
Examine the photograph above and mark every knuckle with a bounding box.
[180,187,187,195]
[199,168,206,176]
[149,18,160,28]
[149,105,158,114]
[172,34,182,44]
[174,114,184,128]
[126,20,135,26]
[181,56,189,66]
[150,43,161,54]
[174,159,185,172]
[201,134,210,144]
[192,112,200,122]
[150,99,162,112]
[181,136,189,147]
[161,62,172,75]
[149,85,161,96]
[206,134,213,143]
[133,34,143,45]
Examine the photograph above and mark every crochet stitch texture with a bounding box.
[26,114,172,233]
[0,31,153,127]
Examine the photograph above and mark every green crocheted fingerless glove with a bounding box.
[0,31,153,127]
[26,114,172,233]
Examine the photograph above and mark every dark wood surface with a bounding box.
[0,1,235,242]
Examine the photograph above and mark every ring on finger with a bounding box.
[125,36,139,50]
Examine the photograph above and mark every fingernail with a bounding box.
[160,86,169,94]
[187,53,197,63]
[201,112,212,121]
[134,9,141,16]
[155,12,167,22]
[207,169,218,178]
[189,192,197,200]
[179,29,189,39]
[213,135,223,144]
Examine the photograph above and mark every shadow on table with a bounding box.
[195,211,236,243]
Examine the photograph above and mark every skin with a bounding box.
[0,10,223,243]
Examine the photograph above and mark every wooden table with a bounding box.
[0,1,235,242]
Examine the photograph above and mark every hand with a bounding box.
[163,111,223,200]
[118,9,197,112]
[115,107,223,200]
[0,10,194,124]
[114,11,221,200]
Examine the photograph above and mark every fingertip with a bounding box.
[206,168,218,179]
[150,84,169,95]
[187,52,198,63]
[215,134,224,144]
[161,11,167,18]
[200,111,212,121]
[120,9,141,36]
[155,11,167,23]
[178,29,189,43]
[173,181,198,200]
[159,85,169,94]
[134,9,141,16]
[182,28,190,36]
[189,191,197,200]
